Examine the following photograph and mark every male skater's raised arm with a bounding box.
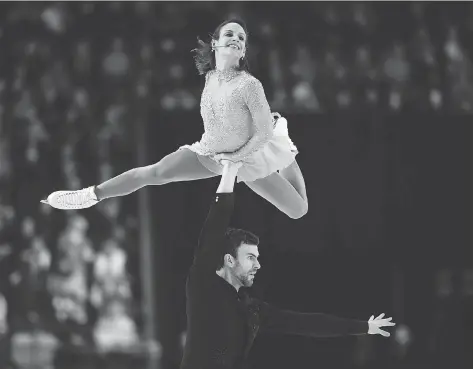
[191,160,242,272]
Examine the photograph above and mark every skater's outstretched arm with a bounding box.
[258,303,395,338]
[192,161,242,271]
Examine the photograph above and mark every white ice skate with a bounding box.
[41,186,100,210]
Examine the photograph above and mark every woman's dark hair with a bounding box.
[192,18,250,75]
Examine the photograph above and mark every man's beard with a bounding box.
[237,271,255,287]
[240,274,253,287]
[233,262,256,287]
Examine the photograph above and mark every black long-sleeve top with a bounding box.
[180,193,368,369]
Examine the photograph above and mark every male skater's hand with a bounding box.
[367,313,396,337]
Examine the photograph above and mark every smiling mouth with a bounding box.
[227,44,239,50]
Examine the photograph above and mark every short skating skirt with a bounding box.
[179,115,298,183]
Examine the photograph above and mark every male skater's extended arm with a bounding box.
[258,302,395,338]
[191,161,242,271]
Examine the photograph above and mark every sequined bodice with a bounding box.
[198,70,272,156]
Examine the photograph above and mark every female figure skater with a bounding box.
[43,19,308,219]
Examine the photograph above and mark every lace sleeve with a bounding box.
[225,77,274,161]
[245,78,273,129]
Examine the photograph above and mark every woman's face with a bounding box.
[213,22,247,61]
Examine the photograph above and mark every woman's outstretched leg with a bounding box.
[244,160,308,219]
[44,149,218,209]
[95,148,217,200]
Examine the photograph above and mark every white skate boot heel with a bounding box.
[42,186,100,210]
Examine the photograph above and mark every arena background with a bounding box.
[0,2,472,369]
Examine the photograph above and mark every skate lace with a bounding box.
[58,189,90,207]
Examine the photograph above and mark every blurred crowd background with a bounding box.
[0,2,472,369]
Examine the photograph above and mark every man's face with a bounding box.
[230,244,260,288]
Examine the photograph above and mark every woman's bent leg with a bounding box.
[279,160,308,204]
[95,148,218,200]
[244,160,308,219]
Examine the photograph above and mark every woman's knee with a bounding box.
[134,163,168,186]
[137,149,212,186]
[290,199,308,219]
[149,161,175,185]
[135,150,182,186]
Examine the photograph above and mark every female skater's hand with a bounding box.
[367,313,396,337]
[221,160,243,175]
[214,153,236,164]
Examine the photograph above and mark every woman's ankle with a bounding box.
[93,185,103,201]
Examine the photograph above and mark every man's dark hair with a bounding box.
[216,227,259,270]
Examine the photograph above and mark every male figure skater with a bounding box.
[181,160,395,369]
